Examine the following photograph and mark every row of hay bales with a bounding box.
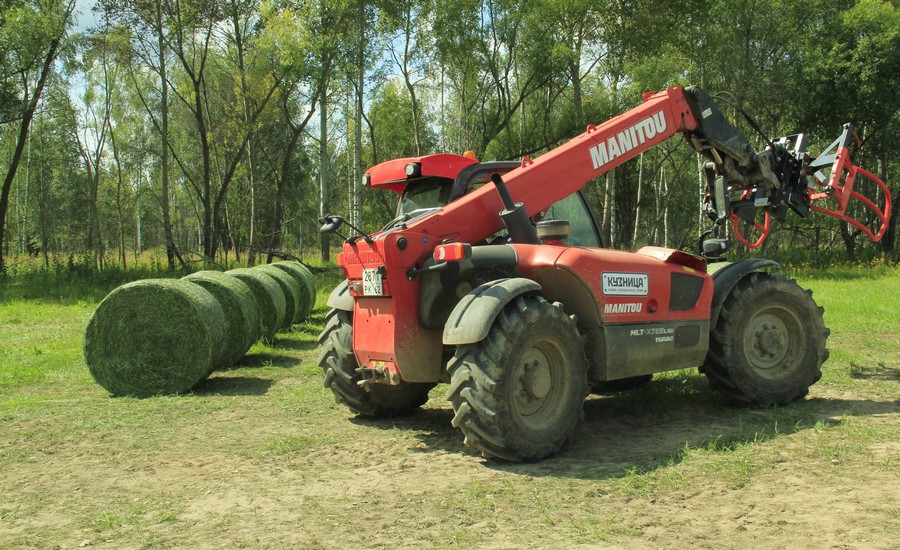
[83,261,316,397]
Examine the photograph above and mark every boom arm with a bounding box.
[401,85,889,251]
[406,86,698,244]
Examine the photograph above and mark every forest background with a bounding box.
[1,0,898,276]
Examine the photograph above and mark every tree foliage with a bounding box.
[1,0,897,272]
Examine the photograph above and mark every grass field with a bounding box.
[1,265,898,549]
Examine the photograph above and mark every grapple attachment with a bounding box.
[705,123,891,249]
[807,124,891,243]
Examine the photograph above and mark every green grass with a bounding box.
[790,266,900,396]
[0,300,94,389]
[0,264,897,548]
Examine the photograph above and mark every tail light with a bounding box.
[434,243,472,262]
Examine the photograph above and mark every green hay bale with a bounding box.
[254,264,301,330]
[83,279,227,397]
[184,270,260,366]
[271,261,317,321]
[226,268,286,343]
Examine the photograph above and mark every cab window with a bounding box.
[544,193,602,247]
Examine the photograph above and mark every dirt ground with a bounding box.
[1,352,897,549]
[1,278,899,549]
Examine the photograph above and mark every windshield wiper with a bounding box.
[381,207,442,231]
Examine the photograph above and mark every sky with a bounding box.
[73,0,98,33]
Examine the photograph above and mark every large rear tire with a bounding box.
[446,296,589,462]
[702,272,829,405]
[317,309,434,417]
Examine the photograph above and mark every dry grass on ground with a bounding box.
[1,269,897,548]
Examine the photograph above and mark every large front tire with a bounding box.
[317,309,434,417]
[446,296,589,462]
[702,272,829,405]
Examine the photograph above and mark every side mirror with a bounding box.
[319,215,345,234]
[702,238,729,258]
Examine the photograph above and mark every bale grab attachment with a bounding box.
[724,124,891,249]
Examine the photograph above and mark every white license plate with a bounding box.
[362,268,383,296]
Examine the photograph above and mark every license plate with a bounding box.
[362,268,383,296]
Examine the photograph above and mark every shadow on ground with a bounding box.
[850,362,900,381]
[351,375,899,481]
[225,351,304,370]
[351,407,460,454]
[192,376,275,396]
[273,338,320,352]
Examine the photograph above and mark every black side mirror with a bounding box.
[702,238,729,258]
[319,215,345,234]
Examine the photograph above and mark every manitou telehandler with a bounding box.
[317,85,891,462]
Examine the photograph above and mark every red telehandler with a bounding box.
[318,85,891,461]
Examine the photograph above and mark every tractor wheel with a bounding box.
[317,309,435,417]
[702,272,829,405]
[446,296,589,462]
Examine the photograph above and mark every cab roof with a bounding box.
[364,153,478,194]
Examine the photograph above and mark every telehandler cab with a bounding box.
[318,85,891,461]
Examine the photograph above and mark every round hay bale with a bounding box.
[226,268,286,343]
[83,279,227,397]
[184,270,261,366]
[254,264,301,329]
[271,261,317,321]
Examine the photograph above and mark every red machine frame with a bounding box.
[335,85,890,384]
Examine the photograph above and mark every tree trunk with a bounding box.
[269,126,303,262]
[603,74,620,249]
[0,32,63,274]
[606,169,617,248]
[660,164,670,247]
[602,171,612,245]
[157,1,179,270]
[21,127,32,256]
[135,163,142,262]
[878,158,896,256]
[208,79,279,263]
[320,92,330,262]
[37,113,50,270]
[108,120,127,269]
[269,77,321,263]
[632,153,643,247]
[84,158,103,270]
[400,7,421,156]
[194,77,213,260]
[652,162,660,246]
[169,13,215,261]
[80,31,116,272]
[840,221,856,260]
[229,6,259,267]
[568,22,585,129]
[354,0,365,229]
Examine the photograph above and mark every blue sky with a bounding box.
[73,0,98,33]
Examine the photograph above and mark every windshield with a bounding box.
[398,178,452,215]
[394,171,602,247]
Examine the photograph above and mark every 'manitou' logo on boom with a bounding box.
[589,111,667,170]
